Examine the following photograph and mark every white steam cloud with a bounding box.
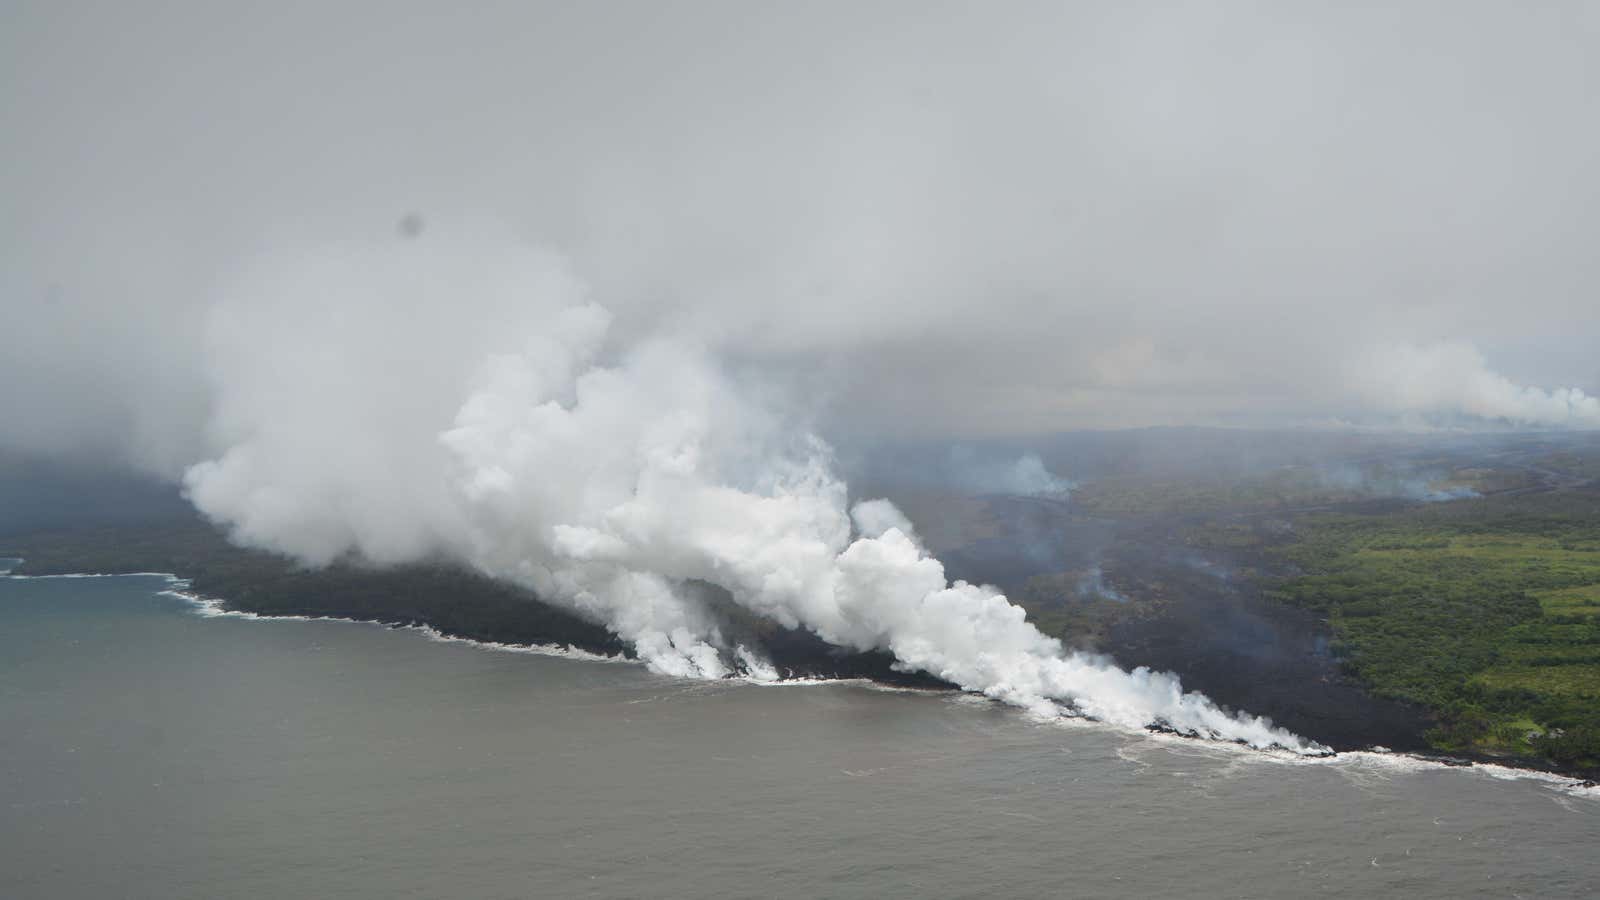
[183,236,1313,752]
[1352,342,1600,429]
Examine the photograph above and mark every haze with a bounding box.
[4,1,1598,477]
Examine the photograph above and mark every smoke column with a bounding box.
[184,233,1317,753]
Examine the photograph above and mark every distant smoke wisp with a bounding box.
[1076,564,1128,603]
[945,448,1074,497]
[1352,342,1600,429]
[183,238,1316,752]
[1311,463,1481,503]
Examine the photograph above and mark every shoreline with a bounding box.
[5,562,1595,790]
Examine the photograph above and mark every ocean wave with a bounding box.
[161,586,941,684]
[405,621,631,665]
[1120,729,1599,798]
[10,566,1598,792]
[160,587,634,666]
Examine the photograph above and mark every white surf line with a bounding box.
[1118,727,1599,797]
[154,580,1316,754]
[159,586,634,666]
[153,579,913,684]
[8,565,1597,787]
[3,563,634,666]
[1315,749,1598,797]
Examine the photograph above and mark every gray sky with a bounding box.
[4,1,1598,475]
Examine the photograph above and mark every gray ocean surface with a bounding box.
[3,573,1597,899]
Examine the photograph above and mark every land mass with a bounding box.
[6,429,1599,778]
[2,519,947,690]
[970,431,1600,779]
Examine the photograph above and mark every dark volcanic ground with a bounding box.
[929,497,1434,753]
[1097,531,1433,752]
[936,496,1117,588]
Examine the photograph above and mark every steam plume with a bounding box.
[1352,342,1600,429]
[184,236,1315,751]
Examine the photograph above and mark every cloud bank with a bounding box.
[3,2,1597,472]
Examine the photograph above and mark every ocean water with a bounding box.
[3,574,1597,899]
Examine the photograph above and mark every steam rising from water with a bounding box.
[184,237,1316,752]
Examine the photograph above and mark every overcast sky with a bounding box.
[4,1,1598,475]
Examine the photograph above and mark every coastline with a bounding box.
[5,559,1595,789]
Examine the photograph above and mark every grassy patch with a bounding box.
[1473,666,1600,697]
[1535,584,1600,618]
[1268,489,1600,768]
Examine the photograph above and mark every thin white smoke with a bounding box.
[1351,342,1600,429]
[184,234,1317,753]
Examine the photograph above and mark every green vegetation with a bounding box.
[1267,489,1600,770]
[9,433,1597,772]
